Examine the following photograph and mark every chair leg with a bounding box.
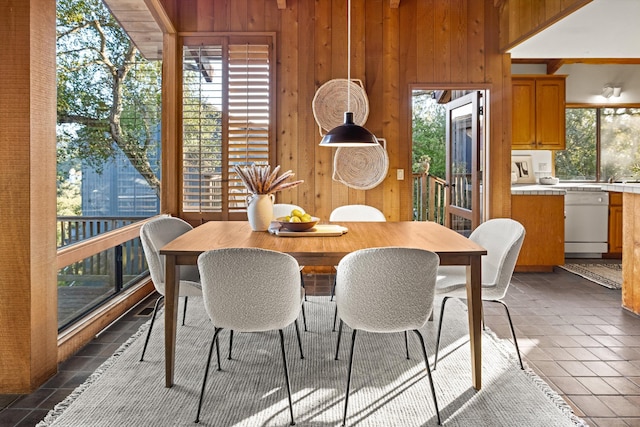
[342,329,358,427]
[182,296,188,326]
[413,330,442,425]
[433,296,451,370]
[330,272,336,301]
[493,299,524,370]
[332,305,338,332]
[278,329,296,426]
[301,302,308,332]
[300,271,308,302]
[404,331,410,360]
[334,319,344,360]
[195,327,222,423]
[228,330,234,360]
[294,320,304,359]
[140,295,164,362]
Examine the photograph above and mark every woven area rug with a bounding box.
[38,297,586,427]
[559,263,622,289]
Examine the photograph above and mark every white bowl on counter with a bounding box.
[539,177,560,185]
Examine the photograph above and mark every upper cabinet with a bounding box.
[512,75,566,150]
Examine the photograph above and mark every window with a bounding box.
[181,36,274,220]
[556,108,640,182]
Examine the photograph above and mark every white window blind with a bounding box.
[181,38,272,216]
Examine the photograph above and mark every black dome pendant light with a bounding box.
[319,0,378,147]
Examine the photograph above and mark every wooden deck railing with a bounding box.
[413,173,447,225]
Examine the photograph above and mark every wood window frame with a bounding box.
[178,33,276,223]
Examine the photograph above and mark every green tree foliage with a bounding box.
[56,0,161,198]
[412,92,446,179]
[556,108,597,180]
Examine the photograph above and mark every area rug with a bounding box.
[559,263,622,289]
[38,297,586,427]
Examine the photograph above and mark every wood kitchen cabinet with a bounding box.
[607,192,623,256]
[512,194,565,272]
[512,75,566,150]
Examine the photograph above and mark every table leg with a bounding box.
[466,256,482,390]
[164,255,179,388]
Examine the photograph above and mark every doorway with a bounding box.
[411,88,487,235]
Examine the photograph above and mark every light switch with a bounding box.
[397,169,404,180]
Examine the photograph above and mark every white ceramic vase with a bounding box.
[247,193,274,231]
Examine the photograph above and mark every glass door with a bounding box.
[445,91,483,235]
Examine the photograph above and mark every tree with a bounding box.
[412,92,446,179]
[56,0,161,197]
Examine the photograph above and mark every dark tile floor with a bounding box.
[1,266,639,427]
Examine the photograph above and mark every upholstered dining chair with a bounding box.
[139,216,203,362]
[334,247,442,426]
[274,203,309,308]
[195,248,305,425]
[433,218,526,370]
[329,204,386,330]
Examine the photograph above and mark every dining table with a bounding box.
[160,220,487,389]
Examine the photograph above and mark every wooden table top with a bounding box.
[160,221,486,266]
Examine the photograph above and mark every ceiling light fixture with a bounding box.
[602,84,622,99]
[319,0,378,147]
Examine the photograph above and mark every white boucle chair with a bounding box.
[139,216,203,362]
[433,218,526,370]
[334,247,441,426]
[195,248,304,425]
[274,203,309,309]
[329,205,386,331]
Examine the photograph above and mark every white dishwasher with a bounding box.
[564,191,609,257]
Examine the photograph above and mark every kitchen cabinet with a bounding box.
[512,75,566,150]
[512,194,565,272]
[608,192,623,256]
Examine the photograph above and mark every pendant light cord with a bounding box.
[347,0,352,112]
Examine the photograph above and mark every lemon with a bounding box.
[289,216,302,223]
[283,215,291,221]
[291,209,304,218]
[301,213,312,222]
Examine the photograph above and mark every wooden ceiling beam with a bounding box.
[512,58,640,74]
[546,59,564,75]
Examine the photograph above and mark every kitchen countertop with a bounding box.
[600,183,640,194]
[511,182,604,195]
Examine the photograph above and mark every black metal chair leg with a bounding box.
[405,331,410,359]
[140,295,164,362]
[332,305,338,332]
[413,330,442,425]
[301,302,308,332]
[182,296,188,326]
[216,333,221,371]
[294,320,304,359]
[433,296,450,370]
[300,271,308,302]
[278,329,296,426]
[334,319,344,360]
[228,330,234,360]
[330,273,336,301]
[494,299,524,369]
[195,328,222,423]
[342,329,358,427]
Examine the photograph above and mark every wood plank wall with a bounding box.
[0,0,58,392]
[160,0,511,222]
[499,0,592,53]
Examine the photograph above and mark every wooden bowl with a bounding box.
[277,216,320,232]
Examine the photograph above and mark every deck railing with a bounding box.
[56,216,152,330]
[413,173,447,225]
